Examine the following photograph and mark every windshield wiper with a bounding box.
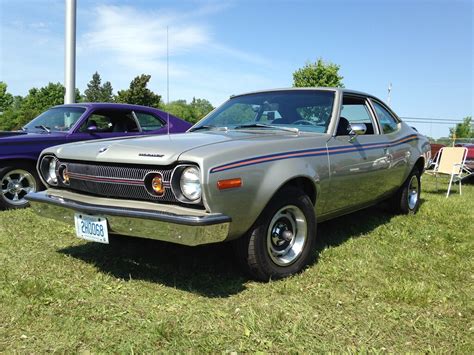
[189,125,228,132]
[234,123,299,133]
[35,125,51,133]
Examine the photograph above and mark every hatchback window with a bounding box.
[372,101,399,134]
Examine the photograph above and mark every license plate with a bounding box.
[74,213,109,244]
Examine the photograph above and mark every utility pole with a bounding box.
[64,0,76,104]
[387,82,392,106]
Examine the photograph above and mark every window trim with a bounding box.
[368,98,401,134]
[336,94,381,136]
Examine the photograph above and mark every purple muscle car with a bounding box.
[0,103,191,209]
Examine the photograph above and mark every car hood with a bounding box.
[47,131,310,165]
[0,131,66,142]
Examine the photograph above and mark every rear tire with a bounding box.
[392,168,421,214]
[234,187,317,281]
[0,164,41,210]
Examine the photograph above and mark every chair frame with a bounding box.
[426,147,468,197]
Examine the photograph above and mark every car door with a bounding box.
[325,94,391,212]
[369,99,409,190]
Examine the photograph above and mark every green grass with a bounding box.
[1,175,473,352]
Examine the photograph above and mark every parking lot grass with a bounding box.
[0,175,472,352]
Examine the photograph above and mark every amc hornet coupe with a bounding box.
[26,88,431,280]
[0,103,191,209]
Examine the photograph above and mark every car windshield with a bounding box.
[193,90,335,133]
[23,107,86,133]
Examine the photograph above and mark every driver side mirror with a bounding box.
[87,125,98,133]
[348,123,367,136]
[348,123,367,141]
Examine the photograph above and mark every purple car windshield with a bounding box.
[24,107,86,133]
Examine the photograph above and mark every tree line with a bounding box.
[3,58,469,137]
[0,73,214,131]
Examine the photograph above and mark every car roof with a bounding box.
[231,87,376,99]
[52,102,164,112]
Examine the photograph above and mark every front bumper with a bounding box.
[26,191,231,246]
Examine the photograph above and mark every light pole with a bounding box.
[387,82,392,106]
[64,0,76,104]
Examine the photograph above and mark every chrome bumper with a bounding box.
[26,191,231,246]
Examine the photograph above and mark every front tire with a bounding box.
[0,165,40,210]
[234,187,317,281]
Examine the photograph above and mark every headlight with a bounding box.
[39,155,59,186]
[48,159,58,184]
[180,166,201,201]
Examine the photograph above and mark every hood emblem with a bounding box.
[98,147,108,153]
[139,153,164,158]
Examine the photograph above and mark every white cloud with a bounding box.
[81,4,267,76]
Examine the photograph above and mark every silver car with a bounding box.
[27,88,431,280]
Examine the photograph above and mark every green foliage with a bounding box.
[293,58,344,88]
[164,97,214,124]
[0,82,14,111]
[449,116,473,138]
[116,74,161,108]
[84,72,114,102]
[0,175,472,352]
[0,82,82,130]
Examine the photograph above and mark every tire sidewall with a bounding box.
[250,187,317,280]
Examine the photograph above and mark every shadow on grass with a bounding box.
[58,201,416,297]
[58,237,247,298]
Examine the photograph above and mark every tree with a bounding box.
[293,58,344,88]
[116,74,161,107]
[189,97,214,123]
[0,82,82,130]
[0,82,14,112]
[84,72,114,102]
[450,116,473,139]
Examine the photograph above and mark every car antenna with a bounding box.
[167,25,170,136]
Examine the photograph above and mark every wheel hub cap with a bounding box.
[407,175,419,210]
[266,205,308,266]
[1,169,36,206]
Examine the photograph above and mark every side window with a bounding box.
[80,110,139,133]
[135,112,164,131]
[337,96,377,135]
[372,101,399,134]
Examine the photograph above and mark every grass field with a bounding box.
[0,175,473,352]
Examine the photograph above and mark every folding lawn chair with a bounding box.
[425,146,468,197]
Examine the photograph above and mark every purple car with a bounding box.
[0,103,191,209]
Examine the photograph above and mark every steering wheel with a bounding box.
[292,120,314,126]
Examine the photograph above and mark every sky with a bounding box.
[0,0,472,138]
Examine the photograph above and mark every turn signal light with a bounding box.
[217,178,242,190]
[151,175,164,195]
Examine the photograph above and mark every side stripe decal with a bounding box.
[210,134,418,173]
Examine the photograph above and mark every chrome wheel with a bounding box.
[407,175,419,210]
[1,169,37,206]
[266,205,307,266]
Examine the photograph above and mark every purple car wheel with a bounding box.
[0,167,37,209]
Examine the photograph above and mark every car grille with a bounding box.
[62,161,178,203]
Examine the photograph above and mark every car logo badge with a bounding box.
[98,147,108,153]
[138,153,164,158]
